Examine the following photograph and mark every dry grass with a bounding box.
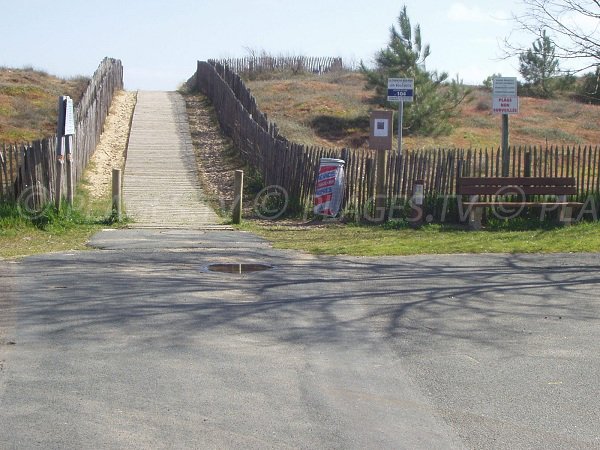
[0,67,89,143]
[246,72,600,150]
[247,71,375,148]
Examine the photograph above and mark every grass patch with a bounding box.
[240,220,600,256]
[516,126,583,144]
[542,99,582,119]
[582,121,600,131]
[469,116,494,129]
[0,185,126,259]
[0,202,100,259]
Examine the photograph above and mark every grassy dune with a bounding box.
[246,71,600,150]
[0,67,89,143]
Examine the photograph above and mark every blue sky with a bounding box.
[0,0,568,90]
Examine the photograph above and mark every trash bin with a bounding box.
[314,158,345,217]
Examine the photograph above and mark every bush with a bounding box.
[475,98,491,111]
[576,69,600,104]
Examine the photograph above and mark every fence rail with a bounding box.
[209,56,343,76]
[0,57,123,206]
[191,60,599,220]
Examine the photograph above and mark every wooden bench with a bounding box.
[456,176,583,230]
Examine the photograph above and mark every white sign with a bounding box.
[493,77,518,97]
[413,184,424,206]
[493,96,519,114]
[387,78,414,102]
[373,118,389,137]
[64,97,75,136]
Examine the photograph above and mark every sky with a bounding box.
[0,0,585,90]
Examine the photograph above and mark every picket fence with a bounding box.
[209,56,343,76]
[0,57,123,207]
[190,60,599,220]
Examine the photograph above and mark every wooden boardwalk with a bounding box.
[123,91,223,229]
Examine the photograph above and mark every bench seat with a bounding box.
[462,201,583,208]
[457,176,583,229]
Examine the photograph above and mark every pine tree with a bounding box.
[518,30,560,98]
[360,5,468,136]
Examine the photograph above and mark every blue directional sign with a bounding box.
[387,78,414,102]
[388,88,414,98]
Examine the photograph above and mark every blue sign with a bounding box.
[387,88,413,98]
[387,78,414,102]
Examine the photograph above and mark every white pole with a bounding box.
[54,96,66,211]
[66,135,74,206]
[398,101,404,156]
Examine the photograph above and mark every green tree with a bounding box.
[483,73,503,91]
[518,30,560,97]
[360,5,468,136]
[507,0,599,73]
[577,68,600,104]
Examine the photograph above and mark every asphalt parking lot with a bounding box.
[1,229,598,449]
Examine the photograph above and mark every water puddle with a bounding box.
[206,263,272,274]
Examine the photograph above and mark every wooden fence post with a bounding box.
[375,150,387,223]
[524,151,532,177]
[233,170,244,224]
[112,168,122,221]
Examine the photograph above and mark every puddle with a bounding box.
[206,263,273,274]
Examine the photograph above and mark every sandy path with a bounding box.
[83,91,136,199]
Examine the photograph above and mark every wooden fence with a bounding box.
[191,60,599,220]
[209,56,343,76]
[0,57,123,206]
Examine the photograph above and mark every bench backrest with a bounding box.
[457,177,577,196]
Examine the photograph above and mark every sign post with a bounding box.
[369,110,394,222]
[492,77,518,177]
[369,110,393,151]
[64,97,75,206]
[55,95,76,210]
[54,96,67,210]
[387,78,414,156]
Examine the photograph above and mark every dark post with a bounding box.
[112,169,122,221]
[502,114,510,177]
[375,150,387,224]
[524,150,532,202]
[369,110,394,224]
[54,96,66,211]
[524,151,532,177]
[340,148,348,163]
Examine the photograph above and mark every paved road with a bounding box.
[1,230,599,449]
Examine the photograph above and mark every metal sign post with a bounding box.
[387,78,414,157]
[398,101,404,155]
[492,77,518,177]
